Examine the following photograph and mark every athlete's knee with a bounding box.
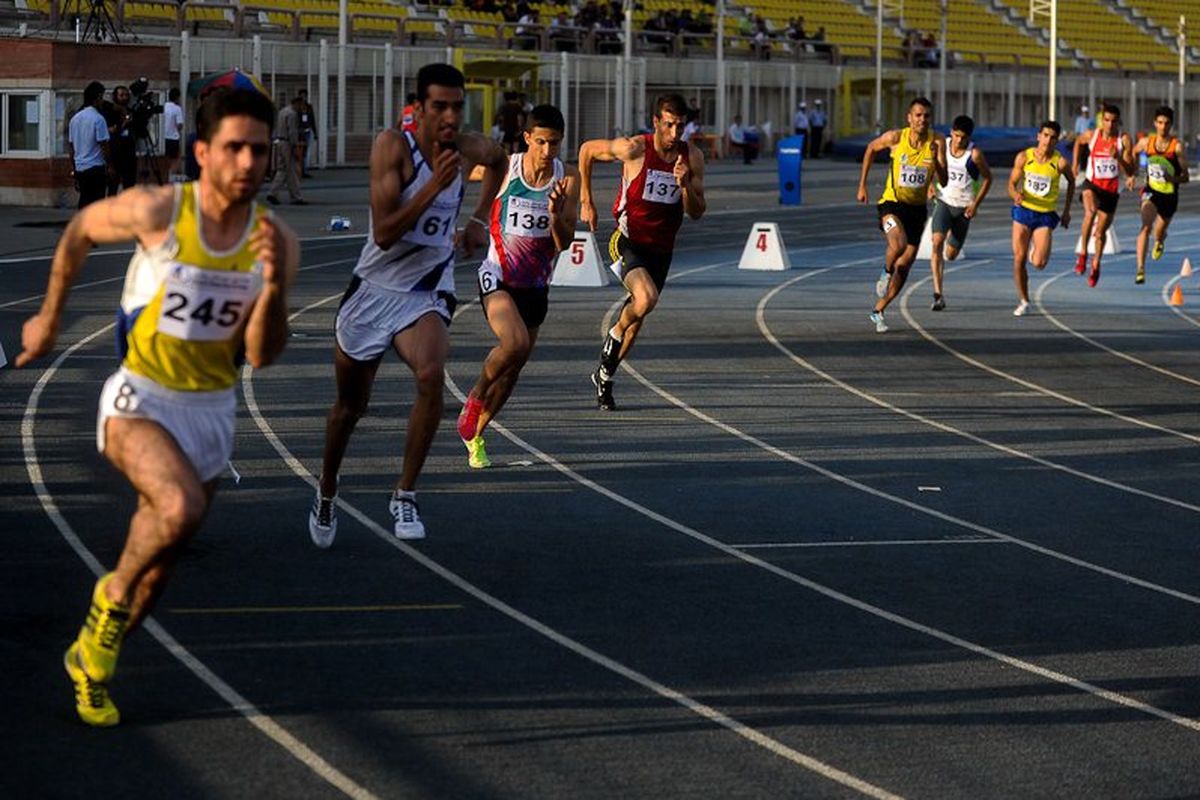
[500,329,532,364]
[629,288,658,318]
[330,394,369,424]
[1030,254,1049,270]
[945,246,960,261]
[412,361,446,395]
[155,483,208,539]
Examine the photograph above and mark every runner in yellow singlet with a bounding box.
[1131,105,1189,284]
[16,87,298,727]
[856,97,947,333]
[1008,120,1074,317]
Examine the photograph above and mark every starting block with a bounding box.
[738,222,791,271]
[1075,227,1120,255]
[551,232,611,287]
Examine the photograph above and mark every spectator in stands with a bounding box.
[752,15,772,60]
[641,11,673,52]
[514,7,539,49]
[594,8,622,54]
[576,0,600,29]
[903,30,921,66]
[919,31,938,67]
[811,26,830,56]
[785,17,805,42]
[1074,104,1092,137]
[736,8,753,38]
[496,92,526,154]
[500,1,518,22]
[692,10,712,35]
[728,114,757,164]
[297,88,316,177]
[68,81,111,209]
[515,0,532,19]
[549,11,577,51]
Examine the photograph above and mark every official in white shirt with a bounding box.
[162,87,184,178]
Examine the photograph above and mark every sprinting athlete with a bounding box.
[1010,121,1074,317]
[456,104,580,467]
[857,96,947,333]
[15,88,297,726]
[1072,103,1135,287]
[579,93,706,410]
[1132,105,1189,284]
[929,114,991,311]
[308,63,506,547]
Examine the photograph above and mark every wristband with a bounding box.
[468,215,487,228]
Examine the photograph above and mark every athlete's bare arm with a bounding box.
[15,185,174,367]
[243,215,299,369]
[457,131,508,256]
[368,129,459,251]
[1059,154,1075,228]
[1175,141,1189,185]
[578,136,646,231]
[1007,150,1027,207]
[678,145,706,220]
[967,148,993,218]
[856,129,900,203]
[1071,130,1090,179]
[931,134,949,187]
[548,165,581,253]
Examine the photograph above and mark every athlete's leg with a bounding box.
[318,345,381,498]
[1029,225,1053,270]
[1012,221,1033,304]
[1135,198,1155,272]
[101,417,217,629]
[1089,208,1113,284]
[1076,189,1096,272]
[612,267,658,361]
[479,327,539,435]
[468,291,534,436]
[392,312,450,491]
[874,223,912,313]
[1154,212,1172,252]
[930,231,947,297]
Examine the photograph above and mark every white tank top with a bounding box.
[936,142,979,208]
[353,130,464,293]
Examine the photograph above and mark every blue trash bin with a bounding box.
[777,135,804,205]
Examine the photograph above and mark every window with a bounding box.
[1,91,46,155]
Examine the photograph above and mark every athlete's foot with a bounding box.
[1013,300,1030,317]
[1087,259,1101,287]
[1135,266,1146,285]
[1074,253,1087,275]
[76,573,130,682]
[931,294,946,312]
[389,490,426,540]
[308,488,338,548]
[64,642,119,727]
[1152,240,1165,261]
[869,310,888,333]
[591,369,616,411]
[457,396,483,442]
[464,435,492,469]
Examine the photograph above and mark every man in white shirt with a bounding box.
[808,98,827,158]
[162,87,184,179]
[68,81,111,209]
[728,115,756,164]
[1073,104,1091,137]
[793,101,809,137]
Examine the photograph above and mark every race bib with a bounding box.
[1092,157,1119,179]
[947,168,970,188]
[402,197,460,247]
[1024,172,1052,197]
[898,163,928,188]
[157,262,262,342]
[1147,163,1167,184]
[503,195,551,238]
[641,169,682,204]
[478,260,502,294]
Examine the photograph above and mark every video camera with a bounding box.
[128,77,163,139]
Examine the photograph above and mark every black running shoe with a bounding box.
[591,370,616,411]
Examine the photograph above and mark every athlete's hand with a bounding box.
[432,142,462,191]
[1125,174,1136,191]
[580,198,598,232]
[459,216,487,257]
[964,202,978,220]
[15,311,58,368]
[673,154,691,188]
[250,215,286,288]
[548,179,569,222]
[856,185,869,204]
[1060,209,1071,229]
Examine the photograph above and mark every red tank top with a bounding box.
[614,134,687,254]
[1085,132,1123,194]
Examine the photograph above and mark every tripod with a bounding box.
[52,0,123,43]
[135,126,165,186]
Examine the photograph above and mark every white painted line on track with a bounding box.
[242,279,906,800]
[735,539,1003,549]
[1032,270,1200,387]
[21,326,377,800]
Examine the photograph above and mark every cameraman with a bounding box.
[104,86,137,194]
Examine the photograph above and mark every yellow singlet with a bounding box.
[120,182,267,392]
[1019,148,1061,214]
[878,127,934,206]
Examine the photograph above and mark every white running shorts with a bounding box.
[335,278,453,362]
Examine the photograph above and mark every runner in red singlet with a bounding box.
[1071,103,1135,287]
[578,93,706,411]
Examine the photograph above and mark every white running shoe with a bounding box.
[308,489,337,549]
[1012,300,1030,317]
[389,490,426,540]
[869,310,888,333]
[875,270,890,298]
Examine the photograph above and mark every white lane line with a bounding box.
[1032,270,1200,387]
[22,326,377,800]
[1163,274,1200,328]
[895,239,1200,447]
[242,281,905,800]
[439,259,1200,736]
[735,539,1003,549]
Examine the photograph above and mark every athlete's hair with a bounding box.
[1154,105,1174,123]
[909,96,933,111]
[416,63,465,102]
[525,104,565,133]
[952,115,975,136]
[1101,103,1121,119]
[83,81,105,105]
[654,93,689,119]
[195,88,277,143]
[1039,120,1062,137]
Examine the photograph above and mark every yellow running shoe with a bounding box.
[65,641,119,726]
[77,573,131,682]
[1152,240,1164,260]
[1135,266,1146,285]
[464,435,492,469]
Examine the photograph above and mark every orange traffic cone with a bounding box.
[1169,284,1184,306]
[1181,258,1194,277]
